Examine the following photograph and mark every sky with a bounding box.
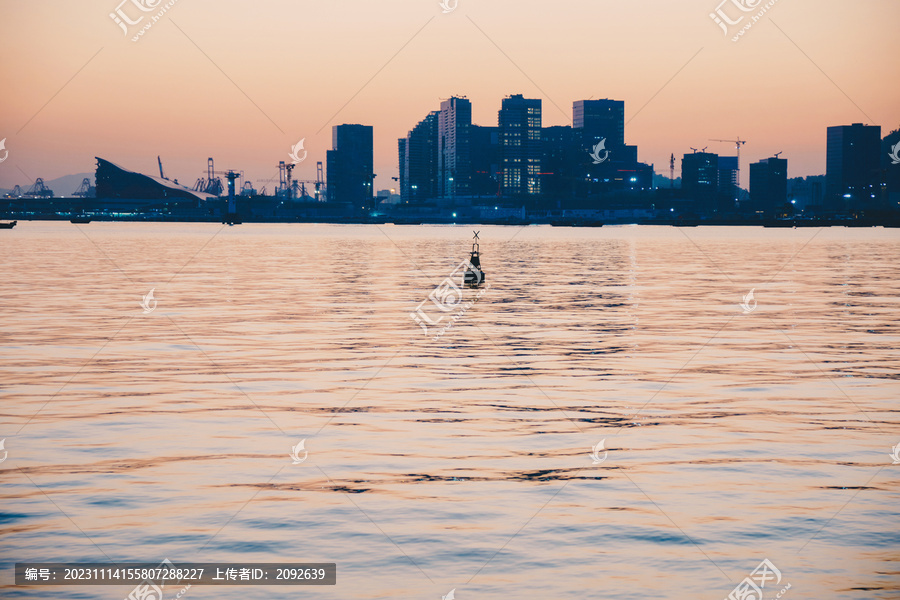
[1,0,898,193]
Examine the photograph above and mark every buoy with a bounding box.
[464,230,485,287]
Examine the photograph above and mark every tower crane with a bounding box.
[669,153,675,188]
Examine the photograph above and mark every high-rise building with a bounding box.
[499,94,542,196]
[399,111,439,203]
[682,151,719,212]
[438,97,472,198]
[541,125,579,200]
[749,156,788,214]
[397,138,406,201]
[881,128,900,204]
[718,155,739,208]
[573,99,625,152]
[471,125,500,197]
[327,124,374,208]
[826,123,881,211]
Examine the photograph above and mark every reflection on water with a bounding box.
[1,223,898,599]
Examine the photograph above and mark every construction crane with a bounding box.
[709,137,747,188]
[158,156,167,180]
[669,153,675,188]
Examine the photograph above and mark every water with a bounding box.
[1,223,898,599]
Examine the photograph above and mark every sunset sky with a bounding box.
[1,0,898,193]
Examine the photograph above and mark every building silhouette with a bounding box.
[438,97,473,198]
[717,156,739,210]
[471,125,501,197]
[826,123,881,211]
[681,151,719,213]
[574,99,625,151]
[499,94,542,196]
[881,128,900,206]
[327,124,374,209]
[399,111,439,203]
[541,126,580,201]
[397,94,652,210]
[750,156,788,214]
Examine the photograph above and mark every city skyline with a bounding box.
[1,0,898,192]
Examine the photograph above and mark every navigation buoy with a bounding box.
[464,230,485,287]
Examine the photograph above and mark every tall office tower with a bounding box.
[438,97,473,198]
[573,99,625,151]
[826,123,881,211]
[718,155,739,208]
[541,125,579,199]
[682,151,720,213]
[327,124,374,208]
[399,111,440,203]
[749,156,788,214]
[499,94,542,196]
[470,125,501,197]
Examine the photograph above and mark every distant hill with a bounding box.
[1,172,93,197]
[654,173,681,189]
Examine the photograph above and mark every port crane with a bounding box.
[277,160,325,201]
[193,158,227,196]
[25,178,54,198]
[72,178,95,197]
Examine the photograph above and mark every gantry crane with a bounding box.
[276,160,325,201]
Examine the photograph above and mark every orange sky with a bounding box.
[1,0,898,193]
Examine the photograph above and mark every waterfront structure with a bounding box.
[327,124,374,208]
[95,157,212,202]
